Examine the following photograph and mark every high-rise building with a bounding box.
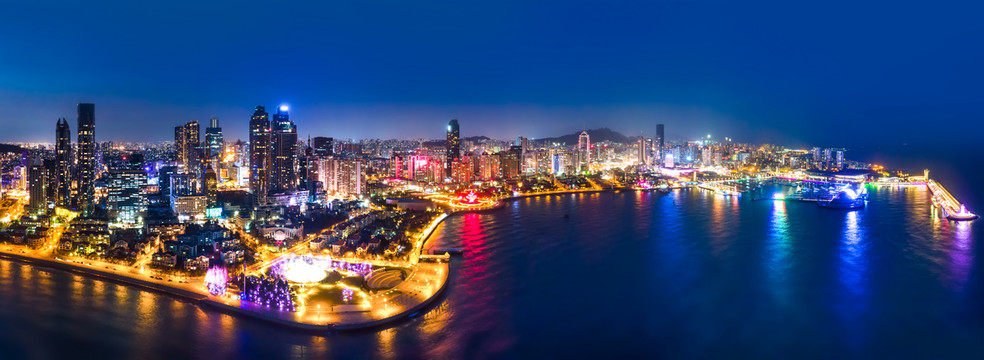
[656,124,665,160]
[249,106,271,200]
[174,121,201,173]
[320,158,363,197]
[106,169,148,225]
[501,146,522,178]
[313,137,334,157]
[28,157,48,215]
[446,119,460,176]
[270,105,297,193]
[203,165,217,206]
[76,103,96,214]
[55,118,72,206]
[205,117,223,161]
[637,137,647,165]
[575,131,591,172]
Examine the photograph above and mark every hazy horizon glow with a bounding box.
[2,1,983,148]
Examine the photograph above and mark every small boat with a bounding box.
[947,205,979,221]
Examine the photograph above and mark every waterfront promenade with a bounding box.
[0,214,451,331]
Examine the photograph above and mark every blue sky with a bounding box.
[1,0,982,147]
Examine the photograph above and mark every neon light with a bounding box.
[772,193,785,200]
[204,266,228,296]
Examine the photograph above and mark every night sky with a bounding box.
[1,1,982,147]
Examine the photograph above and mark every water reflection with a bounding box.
[947,221,974,292]
[837,210,869,346]
[766,200,792,305]
[839,211,867,297]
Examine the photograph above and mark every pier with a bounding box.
[927,179,978,221]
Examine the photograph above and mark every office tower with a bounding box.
[637,137,647,165]
[446,119,460,176]
[270,105,297,193]
[158,166,178,205]
[28,157,48,215]
[249,106,271,199]
[174,121,201,173]
[205,117,223,161]
[105,169,148,225]
[313,136,334,157]
[43,159,58,206]
[76,103,96,214]
[656,124,666,150]
[55,118,72,206]
[575,130,591,172]
[203,165,217,206]
[501,146,522,178]
[835,149,845,169]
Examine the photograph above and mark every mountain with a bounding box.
[534,128,632,145]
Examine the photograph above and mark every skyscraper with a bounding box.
[656,123,665,160]
[174,121,201,173]
[55,118,72,206]
[446,119,460,176]
[203,165,217,206]
[575,130,591,172]
[28,156,48,215]
[205,117,223,161]
[271,105,297,193]
[637,137,647,165]
[105,169,148,225]
[312,136,334,157]
[249,106,271,199]
[76,103,96,214]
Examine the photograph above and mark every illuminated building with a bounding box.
[446,119,460,176]
[575,130,591,172]
[656,124,664,160]
[205,117,223,161]
[500,146,521,178]
[106,169,148,225]
[271,105,297,193]
[55,118,72,206]
[320,158,363,196]
[76,103,96,214]
[172,195,207,219]
[637,137,647,165]
[174,121,201,173]
[451,157,472,184]
[249,106,271,201]
[28,157,48,215]
[203,165,217,206]
[313,136,334,157]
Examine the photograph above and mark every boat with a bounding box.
[947,205,979,221]
[817,188,865,210]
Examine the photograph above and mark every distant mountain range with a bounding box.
[424,129,633,147]
[533,128,633,145]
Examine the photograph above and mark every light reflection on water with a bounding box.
[0,187,981,358]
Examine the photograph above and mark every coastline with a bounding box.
[0,214,452,332]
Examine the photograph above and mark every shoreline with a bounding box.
[0,215,452,332]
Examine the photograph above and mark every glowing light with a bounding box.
[204,266,228,296]
[772,193,786,200]
[839,188,858,200]
[279,105,288,112]
[284,260,327,283]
